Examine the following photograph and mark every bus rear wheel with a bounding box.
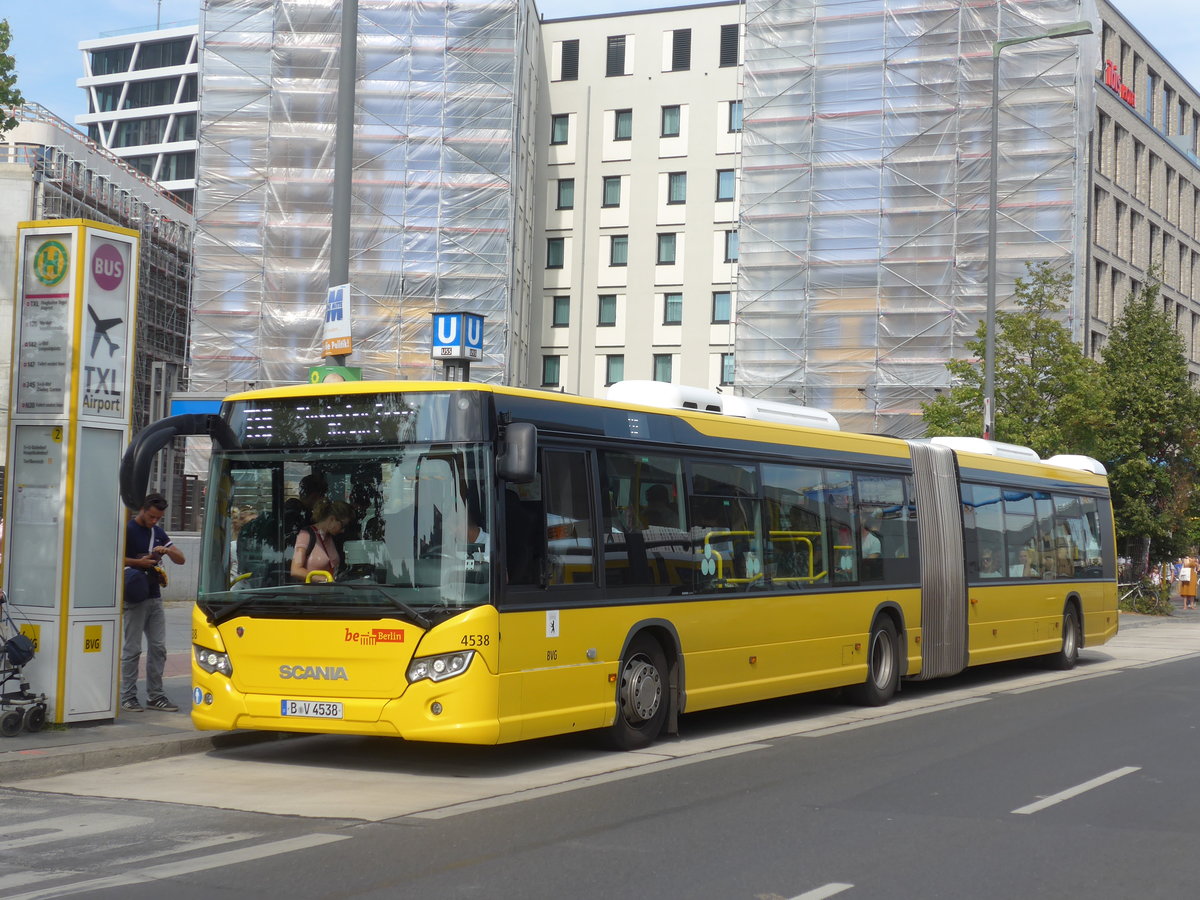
[607,635,668,750]
[1046,607,1080,670]
[848,618,899,707]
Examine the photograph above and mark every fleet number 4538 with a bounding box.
[460,634,490,647]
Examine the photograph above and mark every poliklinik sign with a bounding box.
[1103,60,1136,109]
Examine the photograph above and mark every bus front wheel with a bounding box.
[848,618,899,707]
[607,635,668,750]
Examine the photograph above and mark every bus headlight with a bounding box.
[407,650,474,684]
[194,644,233,677]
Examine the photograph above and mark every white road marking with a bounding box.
[789,883,854,900]
[1011,766,1141,815]
[108,831,262,866]
[1,833,350,900]
[0,814,151,850]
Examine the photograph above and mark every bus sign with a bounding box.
[431,312,484,361]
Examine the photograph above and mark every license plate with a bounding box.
[280,700,343,719]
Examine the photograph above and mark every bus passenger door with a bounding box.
[501,447,608,740]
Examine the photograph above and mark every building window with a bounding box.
[551,114,570,145]
[728,100,743,133]
[606,35,627,77]
[558,39,579,81]
[557,178,575,210]
[661,104,681,137]
[552,295,570,327]
[171,113,197,142]
[614,108,633,141]
[542,355,561,387]
[720,352,735,385]
[135,38,191,70]
[667,171,687,204]
[712,291,732,324]
[670,28,692,71]
[724,230,739,263]
[598,294,617,326]
[610,235,628,266]
[606,354,625,386]
[602,175,622,207]
[657,234,677,265]
[716,169,735,201]
[547,237,565,269]
[663,292,683,325]
[719,24,739,68]
[653,354,673,383]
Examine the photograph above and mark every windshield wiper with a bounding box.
[204,590,299,625]
[373,588,433,630]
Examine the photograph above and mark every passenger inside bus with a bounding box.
[978,548,1003,577]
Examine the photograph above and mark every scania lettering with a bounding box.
[120,382,1118,749]
[279,665,349,681]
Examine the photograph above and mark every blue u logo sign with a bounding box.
[436,316,459,344]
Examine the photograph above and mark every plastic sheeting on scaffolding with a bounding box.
[191,0,539,392]
[736,0,1099,436]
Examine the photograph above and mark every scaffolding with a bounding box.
[190,0,540,391]
[737,0,1100,436]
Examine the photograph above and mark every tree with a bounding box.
[921,262,1103,457]
[1093,273,1200,570]
[0,18,24,138]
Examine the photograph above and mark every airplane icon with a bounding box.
[87,306,122,357]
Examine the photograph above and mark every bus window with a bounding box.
[689,461,763,592]
[1034,493,1056,578]
[963,483,1004,580]
[823,470,855,583]
[1053,494,1086,577]
[1077,497,1105,576]
[542,450,596,586]
[762,464,828,587]
[1002,491,1040,578]
[599,452,690,590]
[856,474,907,583]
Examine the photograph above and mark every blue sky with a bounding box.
[4,0,1197,127]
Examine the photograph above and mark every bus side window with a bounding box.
[542,450,596,587]
[762,463,829,587]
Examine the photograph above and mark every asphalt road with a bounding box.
[3,624,1199,900]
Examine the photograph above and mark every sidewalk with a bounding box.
[3,608,1200,785]
[0,601,289,784]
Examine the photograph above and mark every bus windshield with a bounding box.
[198,443,494,625]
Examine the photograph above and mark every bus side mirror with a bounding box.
[497,422,536,484]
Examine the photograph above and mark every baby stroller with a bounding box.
[1,589,48,736]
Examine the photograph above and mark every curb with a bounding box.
[0,729,293,784]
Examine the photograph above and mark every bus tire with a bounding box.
[607,635,668,750]
[1046,606,1080,670]
[848,618,899,707]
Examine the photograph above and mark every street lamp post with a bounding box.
[982,20,1093,440]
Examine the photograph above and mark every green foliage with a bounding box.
[1094,274,1200,563]
[922,264,1200,567]
[0,19,24,137]
[921,262,1103,457]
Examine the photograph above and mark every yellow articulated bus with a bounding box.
[119,380,1117,749]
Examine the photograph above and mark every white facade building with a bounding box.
[535,2,744,395]
[76,23,200,209]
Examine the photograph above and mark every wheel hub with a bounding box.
[620,656,662,722]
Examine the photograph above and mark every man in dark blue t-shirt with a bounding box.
[122,493,186,712]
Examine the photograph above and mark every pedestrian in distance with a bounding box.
[122,492,186,712]
[1180,555,1197,611]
